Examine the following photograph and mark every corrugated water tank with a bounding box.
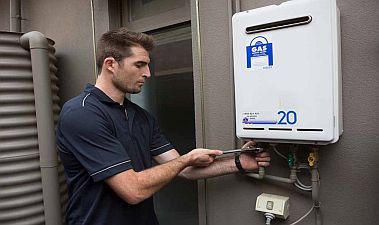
[0,31,67,225]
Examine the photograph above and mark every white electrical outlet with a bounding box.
[255,193,290,219]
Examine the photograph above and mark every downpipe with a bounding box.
[20,31,62,225]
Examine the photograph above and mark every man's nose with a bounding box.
[143,66,151,78]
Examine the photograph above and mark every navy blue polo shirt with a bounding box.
[57,84,174,225]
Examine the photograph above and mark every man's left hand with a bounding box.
[239,141,271,171]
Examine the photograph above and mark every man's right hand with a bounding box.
[184,148,223,167]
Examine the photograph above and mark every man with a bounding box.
[56,27,270,225]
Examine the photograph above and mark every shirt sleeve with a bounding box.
[149,116,174,156]
[58,106,133,182]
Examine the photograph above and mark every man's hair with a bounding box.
[96,27,155,70]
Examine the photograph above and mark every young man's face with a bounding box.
[112,46,151,94]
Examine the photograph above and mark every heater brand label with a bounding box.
[242,110,297,125]
[242,112,277,125]
[246,36,273,70]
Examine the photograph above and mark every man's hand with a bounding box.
[240,141,271,171]
[184,148,223,167]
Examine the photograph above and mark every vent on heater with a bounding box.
[297,129,323,132]
[244,127,265,130]
[245,16,312,34]
[269,128,292,131]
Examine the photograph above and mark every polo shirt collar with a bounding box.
[84,84,136,130]
[84,83,131,106]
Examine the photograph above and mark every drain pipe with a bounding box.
[20,31,62,225]
[245,166,297,184]
[310,147,322,225]
[10,0,21,32]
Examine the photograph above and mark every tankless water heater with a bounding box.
[232,0,342,144]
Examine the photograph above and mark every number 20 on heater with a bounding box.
[277,111,297,125]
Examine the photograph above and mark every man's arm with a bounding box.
[153,150,236,180]
[106,148,222,205]
[154,143,271,180]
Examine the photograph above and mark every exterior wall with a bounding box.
[0,1,10,31]
[0,0,114,104]
[191,0,379,225]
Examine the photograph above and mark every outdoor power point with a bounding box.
[255,193,290,219]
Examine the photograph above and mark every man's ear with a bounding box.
[103,57,117,73]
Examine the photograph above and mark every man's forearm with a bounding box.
[107,148,222,204]
[136,156,189,197]
[179,156,238,180]
[107,155,190,204]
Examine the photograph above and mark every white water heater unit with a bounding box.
[232,0,342,144]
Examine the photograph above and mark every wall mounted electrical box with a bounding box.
[232,0,342,144]
[255,193,290,219]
